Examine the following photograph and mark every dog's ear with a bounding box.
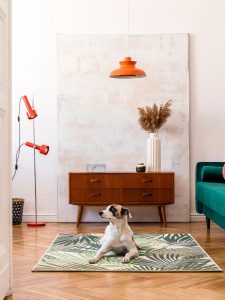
[121,207,132,219]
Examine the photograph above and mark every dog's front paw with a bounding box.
[89,258,98,264]
[122,257,130,263]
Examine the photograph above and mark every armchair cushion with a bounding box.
[196,182,225,215]
[201,166,224,183]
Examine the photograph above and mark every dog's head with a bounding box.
[99,204,132,221]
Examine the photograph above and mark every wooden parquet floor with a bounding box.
[6,222,225,300]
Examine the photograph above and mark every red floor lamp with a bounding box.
[12,95,49,227]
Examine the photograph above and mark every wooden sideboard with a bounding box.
[69,172,174,227]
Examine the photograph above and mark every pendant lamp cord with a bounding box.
[127,0,130,55]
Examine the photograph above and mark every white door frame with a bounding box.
[0,0,12,298]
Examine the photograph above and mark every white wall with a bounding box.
[12,0,225,222]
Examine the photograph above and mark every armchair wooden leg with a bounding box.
[206,217,210,230]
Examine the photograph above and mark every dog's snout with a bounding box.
[99,211,103,217]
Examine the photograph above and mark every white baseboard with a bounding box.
[22,213,205,223]
[6,289,12,296]
[190,213,206,222]
[22,214,58,222]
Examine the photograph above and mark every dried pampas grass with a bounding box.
[138,100,172,133]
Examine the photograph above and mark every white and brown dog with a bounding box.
[89,204,139,264]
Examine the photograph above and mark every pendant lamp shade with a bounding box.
[110,57,146,78]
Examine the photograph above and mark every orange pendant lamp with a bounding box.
[110,56,146,78]
[109,0,146,78]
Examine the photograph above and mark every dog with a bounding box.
[89,204,139,264]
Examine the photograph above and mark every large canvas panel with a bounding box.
[58,34,189,222]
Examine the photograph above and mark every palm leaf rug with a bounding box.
[33,233,221,272]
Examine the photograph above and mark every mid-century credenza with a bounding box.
[69,172,174,227]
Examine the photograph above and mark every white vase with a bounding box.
[146,132,161,172]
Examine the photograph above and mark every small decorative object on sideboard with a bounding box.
[86,164,106,172]
[136,163,146,173]
[138,100,172,172]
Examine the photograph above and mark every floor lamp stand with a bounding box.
[27,111,45,227]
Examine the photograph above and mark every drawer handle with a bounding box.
[142,192,153,197]
[90,178,100,183]
[90,192,101,197]
[142,179,153,183]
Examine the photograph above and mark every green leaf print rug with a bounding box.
[33,233,221,272]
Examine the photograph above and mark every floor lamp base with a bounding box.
[27,222,46,227]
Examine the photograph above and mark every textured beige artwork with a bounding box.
[58,34,189,222]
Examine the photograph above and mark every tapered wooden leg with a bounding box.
[158,206,163,222]
[158,205,167,227]
[206,216,210,230]
[76,205,83,228]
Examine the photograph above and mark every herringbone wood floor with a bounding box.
[6,222,225,300]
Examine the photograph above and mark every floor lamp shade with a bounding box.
[21,95,37,119]
[25,142,49,155]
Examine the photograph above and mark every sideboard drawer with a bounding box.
[121,173,174,188]
[70,173,121,188]
[70,188,122,204]
[122,188,174,204]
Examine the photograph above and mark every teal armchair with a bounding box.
[196,162,225,230]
